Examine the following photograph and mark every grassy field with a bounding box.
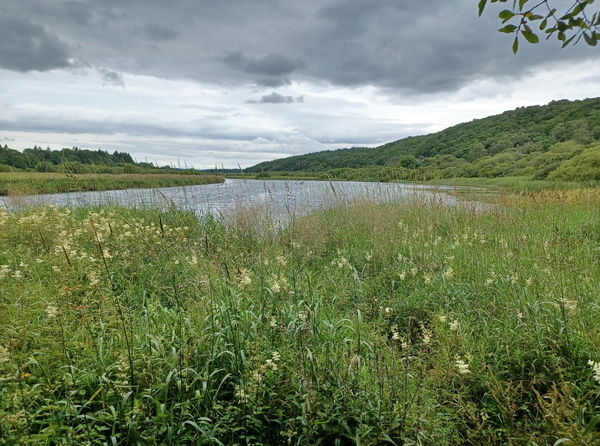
[0,188,599,444]
[0,172,224,196]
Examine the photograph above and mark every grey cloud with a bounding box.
[97,67,125,87]
[223,50,304,86]
[0,16,72,72]
[139,24,179,41]
[246,93,304,104]
[1,0,598,93]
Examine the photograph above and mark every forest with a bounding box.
[247,98,600,183]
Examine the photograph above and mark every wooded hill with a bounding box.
[247,98,600,182]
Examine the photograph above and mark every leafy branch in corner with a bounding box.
[478,0,600,53]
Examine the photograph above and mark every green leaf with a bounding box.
[539,18,548,30]
[499,9,514,22]
[583,32,597,46]
[499,24,518,33]
[519,0,528,11]
[512,36,519,54]
[561,35,576,47]
[478,0,488,16]
[522,28,540,43]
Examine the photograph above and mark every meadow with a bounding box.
[0,188,599,445]
[0,172,224,196]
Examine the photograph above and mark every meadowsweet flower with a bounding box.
[270,281,281,294]
[398,272,406,280]
[89,272,100,286]
[46,305,58,319]
[384,307,392,314]
[239,269,252,287]
[443,267,454,280]
[365,251,373,262]
[0,265,9,279]
[269,316,277,328]
[455,357,471,375]
[0,344,9,363]
[588,360,600,384]
[423,273,432,284]
[525,277,533,286]
[332,256,350,269]
[12,270,22,279]
[449,319,460,331]
[411,267,418,277]
[554,297,578,313]
[277,256,287,267]
[391,325,401,340]
[439,315,447,323]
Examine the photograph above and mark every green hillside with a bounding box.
[247,98,600,182]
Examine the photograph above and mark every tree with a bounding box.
[478,0,600,53]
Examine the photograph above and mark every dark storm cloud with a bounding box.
[0,16,72,72]
[246,93,304,104]
[1,0,597,93]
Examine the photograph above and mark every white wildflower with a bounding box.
[455,357,471,375]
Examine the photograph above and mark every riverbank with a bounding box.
[1,188,598,444]
[0,172,225,196]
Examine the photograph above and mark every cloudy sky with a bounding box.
[1,0,599,168]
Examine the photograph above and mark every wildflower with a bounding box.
[332,256,350,269]
[525,277,533,286]
[443,267,454,280]
[298,311,307,323]
[423,273,432,284]
[46,305,58,319]
[277,256,287,267]
[269,278,281,294]
[239,269,252,287]
[89,272,100,286]
[12,270,22,279]
[398,272,406,280]
[365,251,373,262]
[269,316,277,328]
[391,325,401,340]
[588,360,600,384]
[411,267,418,277]
[439,315,448,323]
[554,297,578,313]
[384,307,392,315]
[0,344,9,363]
[455,357,471,375]
[0,265,9,278]
[449,319,460,331]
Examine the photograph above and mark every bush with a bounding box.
[0,164,13,172]
[58,161,85,174]
[35,161,56,172]
[549,146,600,181]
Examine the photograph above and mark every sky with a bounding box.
[1,0,599,169]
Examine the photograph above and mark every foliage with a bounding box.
[1,192,599,444]
[247,98,600,183]
[479,0,600,52]
[0,173,224,196]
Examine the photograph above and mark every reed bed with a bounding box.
[0,191,598,445]
[0,172,224,196]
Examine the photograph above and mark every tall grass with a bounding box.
[0,172,224,196]
[0,189,598,444]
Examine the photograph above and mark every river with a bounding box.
[2,179,465,223]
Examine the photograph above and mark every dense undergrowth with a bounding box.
[0,190,599,444]
[0,173,224,196]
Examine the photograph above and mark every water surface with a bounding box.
[2,179,463,223]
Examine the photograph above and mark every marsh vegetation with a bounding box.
[0,188,599,444]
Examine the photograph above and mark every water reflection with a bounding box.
[2,179,463,224]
